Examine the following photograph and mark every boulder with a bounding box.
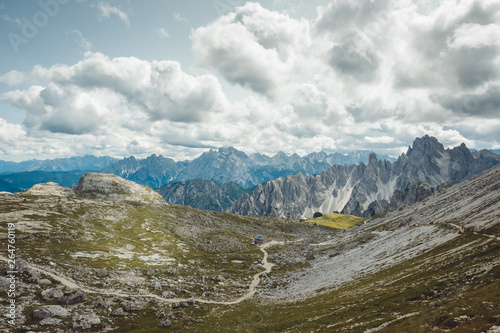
[162,291,177,299]
[32,305,69,319]
[111,308,127,317]
[71,313,101,330]
[59,289,87,305]
[122,300,144,312]
[159,319,172,328]
[305,252,316,261]
[151,281,162,290]
[38,279,52,286]
[41,288,64,301]
[167,266,179,276]
[40,318,62,326]
[0,277,9,288]
[97,268,107,277]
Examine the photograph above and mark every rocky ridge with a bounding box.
[229,136,500,218]
[26,182,76,197]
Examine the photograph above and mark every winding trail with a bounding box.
[0,242,275,306]
[449,223,500,241]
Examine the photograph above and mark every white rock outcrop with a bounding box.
[26,182,75,197]
[73,173,166,205]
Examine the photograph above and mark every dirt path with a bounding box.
[449,223,499,241]
[0,243,276,306]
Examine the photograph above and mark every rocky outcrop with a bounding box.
[26,182,75,197]
[73,173,166,205]
[229,136,500,218]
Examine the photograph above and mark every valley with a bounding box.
[0,161,499,332]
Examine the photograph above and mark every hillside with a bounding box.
[0,165,499,332]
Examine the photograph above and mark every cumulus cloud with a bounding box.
[364,136,394,144]
[191,2,310,96]
[313,0,392,82]
[0,118,25,142]
[0,52,228,135]
[393,0,500,90]
[448,23,500,49]
[1,84,111,135]
[1,1,500,161]
[311,0,500,124]
[327,33,381,83]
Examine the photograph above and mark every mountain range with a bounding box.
[229,135,500,218]
[103,148,396,189]
[0,148,395,192]
[1,138,499,219]
[0,155,117,175]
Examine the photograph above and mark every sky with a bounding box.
[0,0,499,162]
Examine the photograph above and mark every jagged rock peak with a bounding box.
[229,136,500,219]
[26,182,75,197]
[73,173,166,205]
[407,135,445,157]
[273,151,289,159]
[368,152,378,165]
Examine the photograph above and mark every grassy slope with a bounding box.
[0,192,339,332]
[305,213,367,229]
[0,196,265,289]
